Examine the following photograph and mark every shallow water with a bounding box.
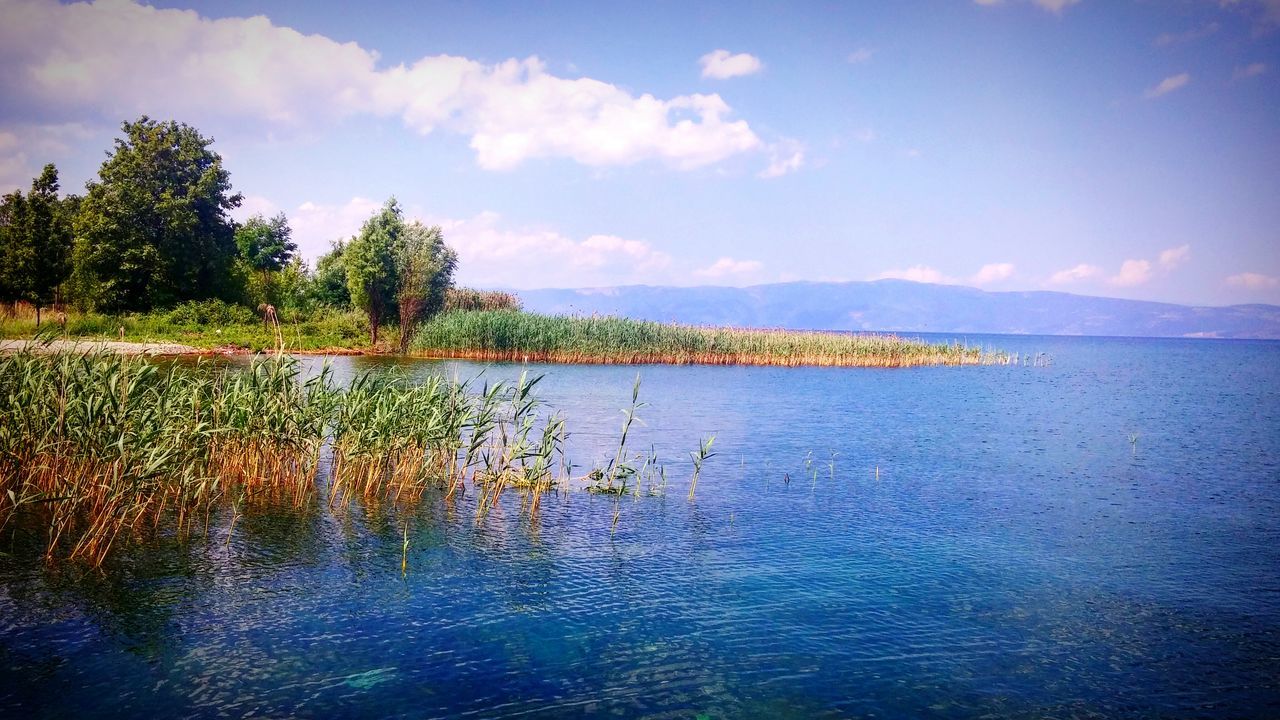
[2,334,1278,718]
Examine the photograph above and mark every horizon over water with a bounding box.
[2,335,1277,718]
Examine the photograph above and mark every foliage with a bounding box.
[312,240,351,309]
[73,116,242,312]
[445,287,521,313]
[345,199,405,345]
[0,304,373,352]
[165,299,258,326]
[234,212,295,274]
[396,222,457,352]
[0,164,75,321]
[0,351,681,565]
[412,310,1008,367]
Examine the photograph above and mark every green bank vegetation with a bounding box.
[412,310,1008,367]
[0,350,682,566]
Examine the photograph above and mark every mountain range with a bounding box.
[515,280,1280,339]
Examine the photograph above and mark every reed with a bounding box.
[412,310,1008,368]
[0,349,704,566]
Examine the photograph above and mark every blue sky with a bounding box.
[1,0,1277,305]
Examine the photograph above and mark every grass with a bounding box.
[0,301,379,353]
[0,349,694,566]
[412,310,1009,367]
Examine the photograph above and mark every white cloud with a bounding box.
[289,197,384,259]
[847,48,874,64]
[1234,62,1268,79]
[874,266,953,284]
[1154,22,1220,47]
[1159,244,1190,269]
[973,0,1081,13]
[1145,73,1191,99]
[971,262,1016,285]
[694,257,765,281]
[1219,0,1280,29]
[0,122,99,193]
[1048,263,1104,285]
[0,0,763,172]
[1226,272,1279,289]
[435,212,672,289]
[758,139,805,178]
[699,49,763,79]
[1110,259,1153,287]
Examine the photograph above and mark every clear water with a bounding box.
[2,335,1278,718]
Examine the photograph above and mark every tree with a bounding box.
[396,222,457,352]
[74,117,242,312]
[0,164,75,324]
[235,212,294,275]
[234,212,295,306]
[312,239,351,308]
[345,199,405,345]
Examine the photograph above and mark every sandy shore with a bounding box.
[0,339,207,356]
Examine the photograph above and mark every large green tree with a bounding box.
[345,199,405,345]
[396,222,457,352]
[74,117,242,312]
[0,164,75,324]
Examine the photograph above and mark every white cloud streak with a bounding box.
[1145,73,1191,99]
[1226,272,1279,289]
[1110,259,1153,287]
[973,0,1081,14]
[1159,244,1190,269]
[758,139,805,178]
[699,49,764,79]
[694,257,765,280]
[1048,264,1104,285]
[875,266,953,284]
[971,262,1016,285]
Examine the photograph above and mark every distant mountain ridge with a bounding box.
[514,280,1280,339]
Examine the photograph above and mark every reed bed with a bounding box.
[412,310,1008,367]
[0,350,679,566]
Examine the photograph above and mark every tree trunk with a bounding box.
[35,305,41,328]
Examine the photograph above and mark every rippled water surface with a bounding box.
[2,335,1278,718]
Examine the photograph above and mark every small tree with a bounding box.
[312,239,351,308]
[396,222,457,352]
[235,212,295,301]
[345,199,405,345]
[0,164,74,324]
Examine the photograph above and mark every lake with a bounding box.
[2,334,1278,718]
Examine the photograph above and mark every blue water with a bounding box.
[2,335,1278,718]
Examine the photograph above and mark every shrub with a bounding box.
[166,299,257,326]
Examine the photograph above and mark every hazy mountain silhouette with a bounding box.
[516,280,1280,339]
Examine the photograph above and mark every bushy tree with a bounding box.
[345,199,405,345]
[396,222,457,351]
[74,117,242,312]
[312,239,350,308]
[234,212,296,307]
[235,212,294,275]
[0,164,75,324]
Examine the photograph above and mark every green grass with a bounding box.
[0,302,378,352]
[412,310,1007,367]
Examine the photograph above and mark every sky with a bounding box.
[0,0,1277,305]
